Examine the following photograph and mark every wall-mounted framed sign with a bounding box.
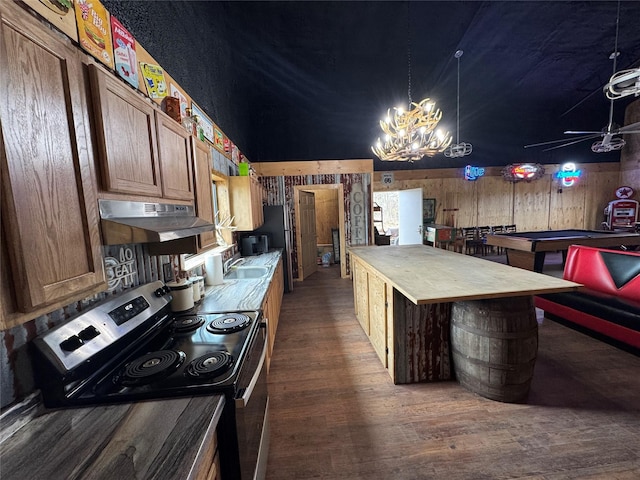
[381,172,394,185]
[190,102,214,143]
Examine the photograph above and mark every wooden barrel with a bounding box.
[450,296,538,403]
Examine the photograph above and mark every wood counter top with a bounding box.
[0,395,225,479]
[349,245,580,305]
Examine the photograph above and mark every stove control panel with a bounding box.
[109,296,150,326]
[33,281,172,374]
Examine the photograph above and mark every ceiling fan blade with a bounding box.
[524,136,590,148]
[541,134,602,152]
[563,130,602,135]
[619,121,640,133]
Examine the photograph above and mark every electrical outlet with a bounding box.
[162,263,173,282]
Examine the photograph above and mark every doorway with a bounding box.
[294,184,347,280]
[373,188,424,245]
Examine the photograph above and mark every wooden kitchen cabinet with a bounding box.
[192,138,217,251]
[194,429,221,480]
[0,3,106,326]
[156,111,194,201]
[229,176,264,231]
[90,63,194,202]
[352,258,370,335]
[351,257,390,368]
[88,64,162,197]
[263,257,284,371]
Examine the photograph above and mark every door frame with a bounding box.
[293,184,347,279]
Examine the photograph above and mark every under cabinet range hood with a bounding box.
[99,199,215,245]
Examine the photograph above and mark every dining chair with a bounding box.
[476,226,491,255]
[462,227,481,255]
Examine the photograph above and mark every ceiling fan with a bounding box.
[525,1,640,153]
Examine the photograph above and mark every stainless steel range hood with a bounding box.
[99,199,215,245]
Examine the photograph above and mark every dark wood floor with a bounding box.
[265,263,640,480]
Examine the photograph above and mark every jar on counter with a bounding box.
[166,279,194,312]
[188,275,205,302]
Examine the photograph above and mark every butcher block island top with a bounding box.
[348,245,581,304]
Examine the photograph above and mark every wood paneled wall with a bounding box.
[374,163,620,230]
[314,189,339,244]
[621,98,640,190]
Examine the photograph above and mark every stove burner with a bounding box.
[186,352,233,378]
[172,315,205,333]
[119,350,185,386]
[206,313,251,333]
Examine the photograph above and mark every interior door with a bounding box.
[398,188,423,245]
[298,190,317,280]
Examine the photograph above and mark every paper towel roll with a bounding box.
[205,254,224,285]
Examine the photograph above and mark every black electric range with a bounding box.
[31,280,269,479]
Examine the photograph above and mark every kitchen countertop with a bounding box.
[349,245,580,305]
[0,395,225,480]
[0,250,282,479]
[198,250,282,312]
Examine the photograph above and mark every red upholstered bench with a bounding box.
[535,245,640,351]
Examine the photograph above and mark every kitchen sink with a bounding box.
[225,266,270,280]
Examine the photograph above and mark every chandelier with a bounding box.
[371,99,452,161]
[444,50,472,158]
[371,3,451,162]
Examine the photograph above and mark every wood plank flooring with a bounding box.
[265,264,640,480]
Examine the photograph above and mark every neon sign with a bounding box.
[555,163,582,187]
[502,163,545,182]
[464,165,485,181]
[513,164,539,179]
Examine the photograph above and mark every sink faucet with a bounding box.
[223,257,245,274]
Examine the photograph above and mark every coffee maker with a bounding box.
[241,234,269,256]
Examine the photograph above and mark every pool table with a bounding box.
[485,229,640,272]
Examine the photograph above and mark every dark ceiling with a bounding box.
[102,1,640,171]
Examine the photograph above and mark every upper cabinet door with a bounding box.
[156,112,194,201]
[192,138,217,251]
[229,176,265,231]
[0,5,105,316]
[89,64,162,197]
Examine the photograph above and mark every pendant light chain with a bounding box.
[370,1,453,162]
[456,51,461,144]
[444,49,472,158]
[407,1,412,106]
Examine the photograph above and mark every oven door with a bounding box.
[235,322,269,480]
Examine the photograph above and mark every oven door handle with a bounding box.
[235,326,267,409]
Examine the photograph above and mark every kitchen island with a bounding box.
[349,245,580,402]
